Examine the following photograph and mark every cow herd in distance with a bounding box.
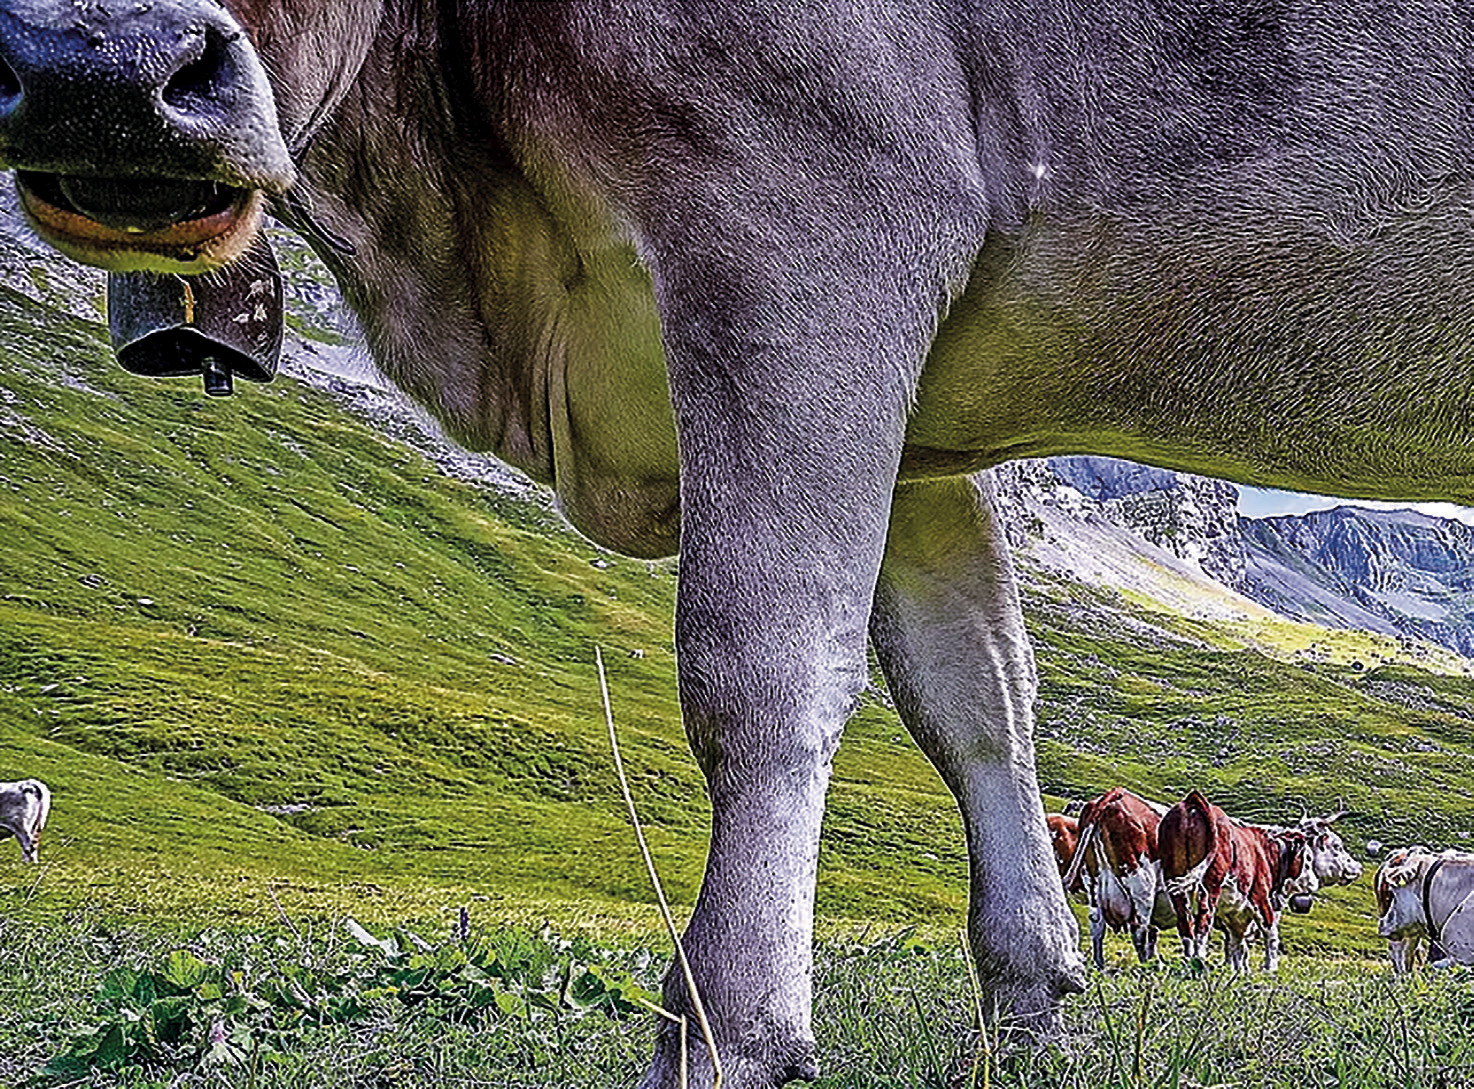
[10,773,1467,980]
[1051,786,1474,975]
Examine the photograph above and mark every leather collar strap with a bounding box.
[1422,856,1448,942]
[1272,833,1306,901]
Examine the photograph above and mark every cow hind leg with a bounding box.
[1194,918,1216,962]
[1126,869,1159,963]
[871,476,1087,1029]
[1168,893,1193,959]
[1089,903,1108,970]
[1173,890,1215,962]
[1168,889,1201,960]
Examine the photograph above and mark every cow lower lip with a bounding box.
[15,173,259,270]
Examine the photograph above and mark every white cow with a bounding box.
[0,778,51,863]
[1295,812,1363,887]
[1377,848,1474,967]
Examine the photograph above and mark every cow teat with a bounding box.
[107,232,283,396]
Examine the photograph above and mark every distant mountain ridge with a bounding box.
[1244,507,1474,657]
[996,456,1474,660]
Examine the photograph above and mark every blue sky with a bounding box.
[1239,486,1474,525]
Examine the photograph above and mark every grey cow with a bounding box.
[0,778,50,863]
[1377,847,1474,968]
[4,2,1474,1086]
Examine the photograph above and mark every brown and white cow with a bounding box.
[1047,812,1085,895]
[1159,791,1321,972]
[1062,787,1177,968]
[0,778,50,863]
[1377,848,1474,968]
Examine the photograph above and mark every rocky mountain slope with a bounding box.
[995,455,1474,661]
[1245,508,1474,657]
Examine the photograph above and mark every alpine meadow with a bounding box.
[3,210,1474,1087]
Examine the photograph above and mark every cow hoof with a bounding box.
[985,958,1088,1038]
[639,1025,818,1089]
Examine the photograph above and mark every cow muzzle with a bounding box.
[0,0,294,273]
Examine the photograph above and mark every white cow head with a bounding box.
[1297,812,1364,886]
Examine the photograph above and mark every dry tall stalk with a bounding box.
[598,647,723,1089]
[961,926,992,1089]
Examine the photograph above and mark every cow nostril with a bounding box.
[162,27,232,116]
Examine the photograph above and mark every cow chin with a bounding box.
[15,175,264,275]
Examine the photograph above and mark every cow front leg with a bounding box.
[871,475,1087,1028]
[1130,925,1153,963]
[638,507,885,1089]
[1262,918,1282,972]
[635,269,921,1089]
[1224,924,1252,973]
[621,99,998,1079]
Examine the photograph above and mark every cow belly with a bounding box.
[1435,890,1474,964]
[904,198,1474,506]
[1213,876,1256,930]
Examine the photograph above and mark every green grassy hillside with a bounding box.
[0,276,964,937]
[3,263,1474,965]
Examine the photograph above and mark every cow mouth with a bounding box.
[1288,893,1315,915]
[15,172,262,272]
